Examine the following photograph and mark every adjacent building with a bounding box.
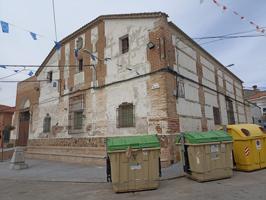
[0,104,15,147]
[11,12,251,165]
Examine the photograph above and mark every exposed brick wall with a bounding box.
[196,53,208,131]
[95,20,107,86]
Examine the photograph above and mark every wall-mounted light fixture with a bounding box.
[147,41,155,49]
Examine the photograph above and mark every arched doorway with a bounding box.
[18,99,30,146]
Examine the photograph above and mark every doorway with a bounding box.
[18,110,30,146]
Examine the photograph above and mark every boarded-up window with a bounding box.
[177,79,185,98]
[120,35,129,54]
[213,107,221,125]
[69,95,84,132]
[226,97,235,124]
[117,103,135,128]
[43,114,51,133]
[160,37,166,59]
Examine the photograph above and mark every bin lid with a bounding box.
[107,135,160,152]
[227,124,266,139]
[176,130,232,144]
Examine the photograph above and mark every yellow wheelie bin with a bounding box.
[106,135,161,193]
[227,124,266,171]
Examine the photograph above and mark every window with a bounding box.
[78,59,83,72]
[47,71,53,83]
[160,37,166,59]
[74,111,83,130]
[213,107,221,125]
[69,95,84,133]
[263,107,266,113]
[226,97,235,124]
[43,114,51,133]
[117,103,135,128]
[176,79,185,98]
[120,35,129,54]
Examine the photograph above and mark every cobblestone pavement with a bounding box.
[0,159,266,200]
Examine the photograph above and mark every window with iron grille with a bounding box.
[73,111,83,130]
[43,114,51,133]
[117,103,135,128]
[213,107,221,125]
[226,97,235,124]
[69,95,84,132]
[120,35,129,54]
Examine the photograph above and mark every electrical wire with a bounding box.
[0,69,26,80]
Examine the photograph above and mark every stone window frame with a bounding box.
[116,102,135,128]
[43,113,51,133]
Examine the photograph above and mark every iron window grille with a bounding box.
[43,114,51,133]
[116,103,135,128]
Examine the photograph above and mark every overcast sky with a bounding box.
[0,0,266,106]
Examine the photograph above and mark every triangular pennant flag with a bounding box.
[54,41,61,50]
[91,54,96,61]
[14,70,19,73]
[28,71,34,76]
[30,32,37,40]
[1,21,9,33]
[0,65,6,69]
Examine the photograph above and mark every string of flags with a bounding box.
[210,0,265,34]
[0,65,35,77]
[0,19,61,50]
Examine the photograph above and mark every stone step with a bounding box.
[26,146,106,156]
[25,146,106,166]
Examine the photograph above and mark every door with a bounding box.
[18,111,30,146]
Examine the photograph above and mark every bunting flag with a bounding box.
[28,71,34,76]
[0,21,9,33]
[30,32,37,40]
[0,65,35,77]
[211,0,265,34]
[54,41,61,50]
[0,19,59,46]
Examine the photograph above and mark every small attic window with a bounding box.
[120,35,129,54]
[47,71,53,83]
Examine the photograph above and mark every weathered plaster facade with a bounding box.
[14,12,251,165]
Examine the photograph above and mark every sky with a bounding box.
[0,0,266,106]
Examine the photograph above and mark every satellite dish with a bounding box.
[76,37,83,50]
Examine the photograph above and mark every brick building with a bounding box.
[0,104,15,147]
[12,12,251,165]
